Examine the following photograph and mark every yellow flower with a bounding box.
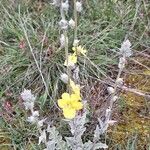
[72,45,87,55]
[58,92,83,119]
[64,53,77,67]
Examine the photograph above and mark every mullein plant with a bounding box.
[21,1,89,149]
[20,39,132,149]
[57,0,108,149]
[21,1,132,149]
[95,39,132,136]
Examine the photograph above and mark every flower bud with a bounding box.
[62,1,69,14]
[37,119,46,127]
[32,111,39,117]
[23,101,34,111]
[118,57,126,69]
[60,73,69,83]
[73,39,80,47]
[27,115,38,123]
[69,19,75,29]
[58,19,68,30]
[21,89,36,102]
[112,96,118,102]
[51,0,61,7]
[116,78,123,86]
[76,1,82,12]
[107,87,115,94]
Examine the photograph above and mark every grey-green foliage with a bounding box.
[83,140,108,150]
[65,112,87,150]
[65,111,108,150]
[21,89,108,150]
[46,126,68,150]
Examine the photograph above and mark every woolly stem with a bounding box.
[60,0,71,93]
[73,0,78,41]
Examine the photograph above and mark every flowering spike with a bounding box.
[120,39,132,57]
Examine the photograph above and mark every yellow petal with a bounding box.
[71,93,81,101]
[71,101,83,110]
[58,99,68,108]
[63,108,76,119]
[62,93,70,100]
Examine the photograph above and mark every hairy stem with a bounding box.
[73,0,78,41]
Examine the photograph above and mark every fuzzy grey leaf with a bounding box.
[46,140,56,150]
[65,137,74,148]
[65,137,83,150]
[47,126,68,150]
[83,141,93,150]
[94,125,100,141]
[93,142,108,149]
